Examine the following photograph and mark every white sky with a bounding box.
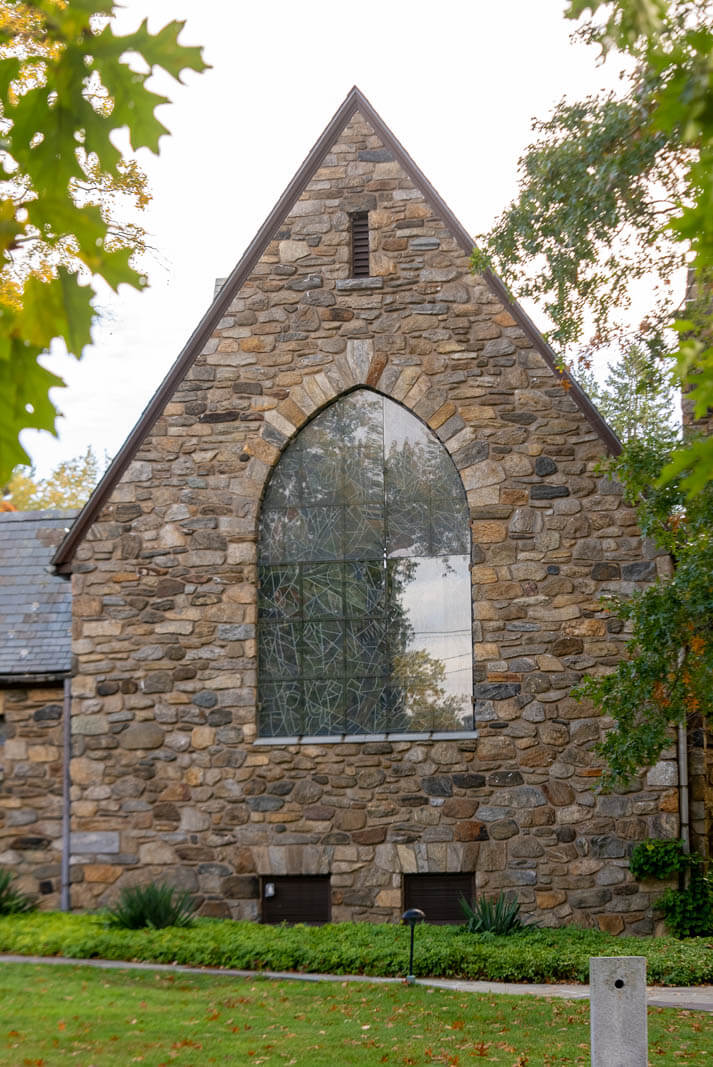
[24,0,626,477]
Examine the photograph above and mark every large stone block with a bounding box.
[645,761,677,788]
[120,723,164,749]
[71,831,120,854]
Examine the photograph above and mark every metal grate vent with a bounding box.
[351,211,370,277]
[403,873,474,924]
[261,875,331,925]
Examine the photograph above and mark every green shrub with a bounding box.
[658,876,713,939]
[458,892,528,935]
[105,882,197,930]
[629,839,713,938]
[629,838,697,881]
[3,912,713,986]
[0,869,36,916]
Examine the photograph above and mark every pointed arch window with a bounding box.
[258,389,473,737]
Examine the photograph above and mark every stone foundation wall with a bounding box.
[0,684,65,906]
[67,110,677,931]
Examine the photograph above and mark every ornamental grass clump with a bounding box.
[458,892,530,936]
[0,869,35,916]
[105,882,197,930]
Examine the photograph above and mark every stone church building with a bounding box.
[2,88,704,932]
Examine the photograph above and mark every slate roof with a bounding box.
[0,509,76,682]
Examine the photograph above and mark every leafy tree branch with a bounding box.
[575,435,713,786]
[575,343,678,445]
[477,0,713,491]
[2,443,102,508]
[0,1,208,481]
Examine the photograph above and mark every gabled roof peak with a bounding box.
[53,88,619,570]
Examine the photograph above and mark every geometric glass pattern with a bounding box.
[258,389,473,736]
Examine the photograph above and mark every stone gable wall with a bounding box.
[0,684,65,906]
[68,111,677,931]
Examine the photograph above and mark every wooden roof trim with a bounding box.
[482,271,621,455]
[351,94,621,456]
[53,87,363,570]
[53,86,619,569]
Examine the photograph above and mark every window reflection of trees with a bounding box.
[258,390,473,736]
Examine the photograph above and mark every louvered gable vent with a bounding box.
[351,211,370,276]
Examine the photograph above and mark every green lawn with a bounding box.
[1,963,712,1065]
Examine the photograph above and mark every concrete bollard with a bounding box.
[590,956,647,1067]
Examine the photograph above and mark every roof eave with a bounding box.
[0,671,69,688]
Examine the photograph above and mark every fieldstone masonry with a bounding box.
[65,101,681,930]
[0,686,65,902]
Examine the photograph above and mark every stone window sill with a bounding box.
[254,730,477,746]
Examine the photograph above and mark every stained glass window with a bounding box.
[258,390,473,736]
